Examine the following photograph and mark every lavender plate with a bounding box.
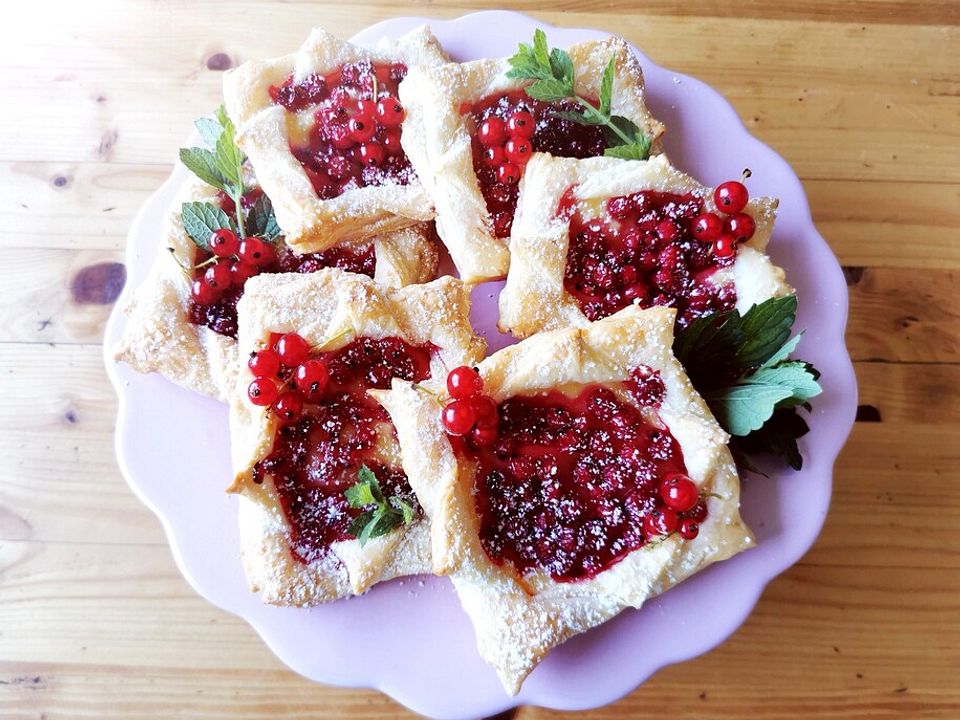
[104,11,857,719]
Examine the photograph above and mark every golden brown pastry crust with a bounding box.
[374,305,753,693]
[223,26,448,253]
[230,271,486,606]
[398,36,665,284]
[500,152,792,338]
[114,177,440,402]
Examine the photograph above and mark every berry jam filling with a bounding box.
[452,367,707,583]
[465,89,606,239]
[269,61,415,200]
[562,187,739,328]
[251,335,433,563]
[186,190,376,339]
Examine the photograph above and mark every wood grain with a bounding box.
[2,1,958,718]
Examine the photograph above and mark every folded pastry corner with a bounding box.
[375,304,753,693]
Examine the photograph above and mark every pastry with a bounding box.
[229,270,486,605]
[374,304,753,692]
[115,176,439,402]
[500,153,792,338]
[223,26,448,252]
[399,35,664,283]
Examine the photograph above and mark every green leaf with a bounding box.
[706,383,795,436]
[732,295,798,367]
[344,481,376,509]
[180,201,235,250]
[600,56,615,116]
[194,116,223,149]
[356,509,382,546]
[214,104,231,129]
[548,47,575,87]
[532,28,551,70]
[741,363,823,404]
[760,332,803,369]
[525,77,576,103]
[178,148,228,191]
[604,142,652,160]
[368,510,403,540]
[348,510,374,540]
[214,130,244,194]
[730,409,810,471]
[392,497,415,525]
[246,193,282,242]
[551,109,602,126]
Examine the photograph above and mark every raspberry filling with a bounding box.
[186,190,376,339]
[252,337,433,563]
[562,187,737,327]
[269,61,415,200]
[465,89,606,238]
[458,368,705,582]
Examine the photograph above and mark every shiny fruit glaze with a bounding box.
[456,368,707,582]
[562,187,738,328]
[251,336,433,563]
[465,89,606,239]
[269,61,416,200]
[186,191,376,338]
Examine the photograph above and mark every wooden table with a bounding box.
[3,1,958,718]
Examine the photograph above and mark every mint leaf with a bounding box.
[760,333,803,369]
[344,465,418,546]
[706,384,794,435]
[345,481,376,508]
[194,116,223,149]
[526,77,576,103]
[732,295,798,367]
[731,408,810,471]
[604,141,652,160]
[532,28,551,69]
[180,201,235,250]
[552,109,605,126]
[179,148,228,191]
[392,497,415,525]
[214,130,245,194]
[348,510,374,540]
[599,56,615,116]
[548,47,575,88]
[246,193,282,242]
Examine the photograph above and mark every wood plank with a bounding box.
[846,268,960,363]
[853,362,960,424]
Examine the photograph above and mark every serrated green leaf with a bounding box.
[732,295,798,367]
[194,116,223,149]
[215,104,230,128]
[356,509,382,546]
[533,29,551,70]
[741,363,822,404]
[368,510,403,540]
[706,384,795,436]
[549,109,598,126]
[600,56,615,116]
[214,130,244,194]
[549,47,575,87]
[180,201,235,250]
[604,142,652,160]
[246,193,282,242]
[344,481,376,509]
[525,77,575,103]
[760,332,803,369]
[348,510,374,540]
[392,497,415,525]
[730,408,810,471]
[179,148,228,191]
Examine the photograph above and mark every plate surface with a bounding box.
[104,11,858,719]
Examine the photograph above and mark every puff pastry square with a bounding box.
[398,36,665,284]
[114,177,439,402]
[229,270,486,606]
[223,26,448,253]
[500,152,793,338]
[374,305,753,693]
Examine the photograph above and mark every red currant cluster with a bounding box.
[191,228,276,306]
[319,91,406,168]
[476,110,536,187]
[644,472,708,541]
[440,366,499,447]
[246,332,329,424]
[690,173,756,259]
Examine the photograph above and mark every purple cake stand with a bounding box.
[104,11,858,719]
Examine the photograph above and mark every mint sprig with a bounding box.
[180,201,236,250]
[506,30,651,160]
[673,296,822,470]
[345,465,417,546]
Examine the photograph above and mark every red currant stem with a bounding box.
[371,73,379,101]
[193,256,220,270]
[704,491,723,500]
[572,96,635,146]
[167,247,193,278]
[412,383,441,401]
[740,168,752,183]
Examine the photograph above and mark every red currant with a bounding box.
[382,128,402,155]
[469,423,499,447]
[294,359,330,399]
[275,332,310,367]
[724,212,756,242]
[230,261,258,286]
[471,395,498,429]
[447,366,483,399]
[256,242,276,268]
[656,220,678,243]
[477,116,507,147]
[507,110,536,138]
[238,237,267,265]
[354,98,376,120]
[687,499,709,523]
[714,180,749,214]
[713,235,737,258]
[504,137,532,165]
[191,278,218,305]
[358,142,385,167]
[248,349,281,378]
[497,162,520,185]
[375,96,405,126]
[209,228,239,257]
[274,392,304,423]
[348,116,376,143]
[204,260,232,290]
[442,399,478,435]
[678,518,700,540]
[247,377,278,406]
[659,473,699,512]
[482,145,506,168]
[691,212,723,242]
[643,507,679,538]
